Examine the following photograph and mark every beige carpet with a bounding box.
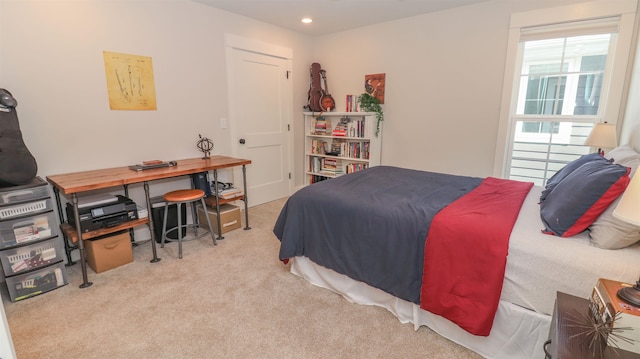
[2,198,482,359]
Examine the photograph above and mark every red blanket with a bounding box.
[420,177,533,336]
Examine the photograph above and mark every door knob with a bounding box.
[239,138,246,144]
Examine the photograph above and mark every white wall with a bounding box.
[311,0,630,177]
[622,7,640,143]
[0,0,313,192]
[2,0,638,187]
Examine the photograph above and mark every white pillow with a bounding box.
[606,144,638,163]
[589,153,640,249]
[589,196,640,249]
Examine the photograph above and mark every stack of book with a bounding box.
[320,158,343,176]
[312,117,331,135]
[332,121,348,136]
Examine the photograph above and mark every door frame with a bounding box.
[224,34,294,204]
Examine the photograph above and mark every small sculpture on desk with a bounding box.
[197,134,214,159]
[564,304,633,357]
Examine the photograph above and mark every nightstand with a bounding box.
[546,291,640,359]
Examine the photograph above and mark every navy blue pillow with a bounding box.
[540,160,630,237]
[540,153,609,202]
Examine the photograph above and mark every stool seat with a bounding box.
[160,187,216,259]
[164,189,205,202]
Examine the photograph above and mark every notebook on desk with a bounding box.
[128,161,177,171]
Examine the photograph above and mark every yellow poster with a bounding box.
[103,51,157,110]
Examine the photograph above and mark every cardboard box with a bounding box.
[197,203,241,235]
[85,231,133,273]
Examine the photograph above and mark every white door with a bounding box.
[226,37,292,207]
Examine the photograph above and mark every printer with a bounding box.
[66,194,138,232]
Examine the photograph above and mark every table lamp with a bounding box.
[613,173,640,306]
[584,122,618,155]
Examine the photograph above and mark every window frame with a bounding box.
[493,0,638,180]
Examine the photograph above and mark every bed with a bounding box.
[273,127,640,359]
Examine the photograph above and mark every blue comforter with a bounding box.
[273,166,482,304]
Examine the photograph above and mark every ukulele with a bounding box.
[320,70,335,111]
[307,63,324,112]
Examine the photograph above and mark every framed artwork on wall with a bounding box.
[103,51,157,110]
[365,73,385,104]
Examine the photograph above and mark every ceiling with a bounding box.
[193,0,490,36]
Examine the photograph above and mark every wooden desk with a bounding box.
[46,156,251,288]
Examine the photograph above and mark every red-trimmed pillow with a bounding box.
[540,160,630,237]
[540,153,608,202]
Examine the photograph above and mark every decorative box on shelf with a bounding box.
[197,204,241,235]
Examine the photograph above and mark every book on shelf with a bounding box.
[311,139,328,155]
[343,141,370,159]
[320,158,343,176]
[330,139,345,156]
[346,163,368,174]
[312,117,332,135]
[336,118,365,138]
[310,175,330,184]
[310,157,321,173]
[345,95,360,112]
[347,118,365,138]
[332,117,349,137]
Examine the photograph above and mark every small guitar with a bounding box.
[307,63,324,112]
[320,70,335,111]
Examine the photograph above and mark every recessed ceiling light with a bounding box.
[301,18,313,24]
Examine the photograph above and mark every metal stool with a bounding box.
[160,188,216,258]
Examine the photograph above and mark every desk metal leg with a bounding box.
[71,194,92,288]
[144,181,161,263]
[241,165,251,230]
[212,170,224,240]
[123,184,137,246]
[52,187,76,265]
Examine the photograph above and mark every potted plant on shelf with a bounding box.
[358,93,383,137]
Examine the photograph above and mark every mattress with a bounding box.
[502,185,640,315]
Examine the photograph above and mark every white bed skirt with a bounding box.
[290,256,551,359]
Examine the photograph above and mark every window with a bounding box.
[494,1,637,186]
[509,33,611,185]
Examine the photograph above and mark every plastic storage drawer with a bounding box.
[0,178,49,206]
[0,197,54,220]
[0,237,64,276]
[5,261,67,302]
[0,211,58,249]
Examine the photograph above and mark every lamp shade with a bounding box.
[584,122,618,149]
[613,173,640,226]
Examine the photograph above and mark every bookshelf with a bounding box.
[304,111,382,185]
